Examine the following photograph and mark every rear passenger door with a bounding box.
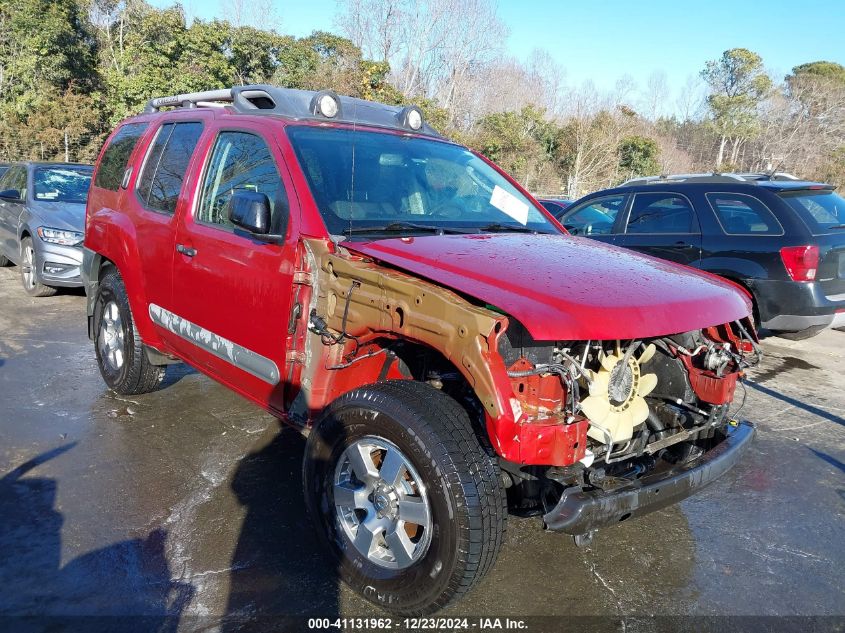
[168,126,297,414]
[127,119,205,325]
[615,192,702,267]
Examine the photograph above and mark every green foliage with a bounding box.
[788,61,845,86]
[701,48,772,164]
[701,48,771,99]
[0,0,96,111]
[0,86,106,161]
[618,135,660,177]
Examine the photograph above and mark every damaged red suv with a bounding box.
[82,85,758,614]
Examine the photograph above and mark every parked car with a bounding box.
[82,85,758,615]
[0,162,93,296]
[555,174,845,339]
[537,197,572,216]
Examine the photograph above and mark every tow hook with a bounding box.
[573,530,596,548]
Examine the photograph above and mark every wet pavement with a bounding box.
[0,266,843,631]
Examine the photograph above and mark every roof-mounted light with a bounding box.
[310,90,341,119]
[397,105,424,131]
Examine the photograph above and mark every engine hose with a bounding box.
[646,410,669,441]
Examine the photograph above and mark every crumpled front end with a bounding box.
[492,315,761,532]
[496,318,760,468]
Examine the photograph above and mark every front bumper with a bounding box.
[542,421,756,535]
[35,240,84,287]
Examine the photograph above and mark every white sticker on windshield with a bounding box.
[490,185,529,225]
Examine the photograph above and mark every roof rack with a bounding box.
[143,84,441,137]
[621,171,801,186]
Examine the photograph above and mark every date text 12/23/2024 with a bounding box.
[308,618,529,631]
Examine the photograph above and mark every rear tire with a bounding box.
[93,267,164,395]
[304,380,506,615]
[20,237,57,297]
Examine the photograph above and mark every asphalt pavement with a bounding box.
[0,266,843,632]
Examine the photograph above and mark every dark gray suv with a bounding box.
[0,162,93,296]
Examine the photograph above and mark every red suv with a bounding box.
[82,85,758,614]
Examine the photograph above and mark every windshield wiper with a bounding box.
[478,223,541,234]
[343,222,470,235]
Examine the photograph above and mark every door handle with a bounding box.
[176,244,197,257]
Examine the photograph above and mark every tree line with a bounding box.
[1,0,843,198]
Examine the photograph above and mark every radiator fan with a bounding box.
[580,342,658,444]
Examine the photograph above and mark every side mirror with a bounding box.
[0,189,21,201]
[227,190,272,236]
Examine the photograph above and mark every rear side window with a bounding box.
[626,193,697,234]
[781,190,845,235]
[197,131,288,232]
[707,193,782,235]
[137,122,204,214]
[95,123,148,191]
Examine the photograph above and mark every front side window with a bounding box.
[0,166,27,200]
[94,122,148,191]
[286,126,558,236]
[137,122,204,214]
[781,190,845,235]
[560,195,625,235]
[197,131,287,232]
[34,166,93,204]
[707,193,782,235]
[626,193,697,234]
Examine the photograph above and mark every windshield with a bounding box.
[780,190,845,234]
[33,166,93,204]
[286,126,559,236]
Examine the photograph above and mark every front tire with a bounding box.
[94,267,164,395]
[304,380,506,615]
[20,237,57,297]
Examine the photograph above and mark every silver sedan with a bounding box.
[0,162,93,297]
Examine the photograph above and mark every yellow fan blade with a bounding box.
[589,371,610,396]
[639,343,656,365]
[630,396,650,427]
[639,373,658,397]
[580,395,611,424]
[601,353,620,372]
[609,409,635,443]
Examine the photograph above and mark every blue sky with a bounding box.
[160,0,844,101]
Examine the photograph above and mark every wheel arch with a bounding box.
[85,215,164,349]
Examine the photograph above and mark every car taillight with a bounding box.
[780,245,819,282]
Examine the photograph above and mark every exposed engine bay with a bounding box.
[497,318,760,516]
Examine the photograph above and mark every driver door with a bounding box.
[558,194,627,245]
[169,126,298,414]
[0,166,28,261]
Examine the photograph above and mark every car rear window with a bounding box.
[94,122,148,191]
[780,190,845,235]
[707,193,783,235]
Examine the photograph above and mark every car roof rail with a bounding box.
[620,171,804,186]
[143,84,442,137]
